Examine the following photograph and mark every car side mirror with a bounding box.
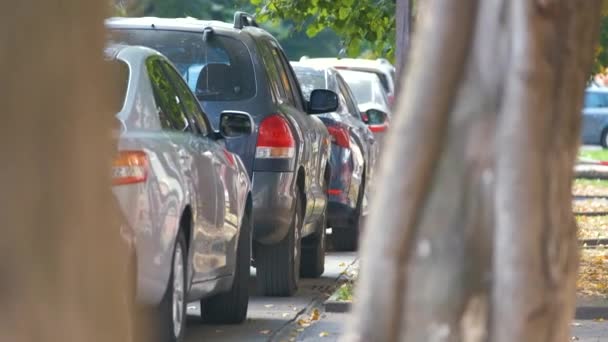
[308,89,339,114]
[365,109,389,133]
[219,111,254,138]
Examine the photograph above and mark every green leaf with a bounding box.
[338,7,350,20]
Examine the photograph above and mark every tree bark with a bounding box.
[345,0,602,341]
[395,0,412,83]
[0,1,132,341]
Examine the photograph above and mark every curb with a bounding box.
[324,292,352,313]
[576,306,608,320]
[322,296,608,319]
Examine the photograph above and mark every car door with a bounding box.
[271,42,329,225]
[582,91,608,144]
[159,59,229,282]
[337,75,377,180]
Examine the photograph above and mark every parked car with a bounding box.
[582,87,608,147]
[107,44,254,342]
[300,57,397,106]
[336,69,392,146]
[107,13,339,296]
[291,62,377,250]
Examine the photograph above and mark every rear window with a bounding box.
[340,71,373,104]
[109,29,255,102]
[293,67,327,101]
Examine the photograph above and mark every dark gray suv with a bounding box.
[107,13,339,296]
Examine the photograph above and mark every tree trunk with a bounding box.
[0,1,132,341]
[395,0,412,83]
[346,0,602,341]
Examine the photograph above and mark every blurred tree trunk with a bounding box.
[395,0,412,83]
[346,0,602,341]
[0,1,132,341]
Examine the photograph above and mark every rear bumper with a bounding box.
[252,171,296,244]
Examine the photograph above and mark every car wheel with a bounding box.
[602,128,608,148]
[301,174,328,279]
[255,193,302,296]
[201,212,251,323]
[300,209,326,278]
[157,230,187,342]
[331,176,364,252]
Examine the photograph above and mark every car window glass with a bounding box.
[276,49,306,111]
[271,47,296,105]
[160,60,210,135]
[585,91,608,108]
[258,41,287,102]
[340,71,373,105]
[337,76,361,119]
[293,67,326,101]
[146,57,190,132]
[110,29,255,102]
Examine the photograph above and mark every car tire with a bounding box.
[331,176,364,252]
[255,193,302,297]
[602,128,608,148]
[201,212,251,323]
[157,230,187,342]
[300,209,326,278]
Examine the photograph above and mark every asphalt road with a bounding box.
[184,251,358,342]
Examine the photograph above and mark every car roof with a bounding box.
[337,68,383,82]
[587,86,608,93]
[298,57,395,71]
[106,16,234,32]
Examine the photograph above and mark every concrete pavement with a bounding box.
[183,252,358,342]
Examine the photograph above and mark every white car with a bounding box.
[337,69,392,146]
[299,57,397,106]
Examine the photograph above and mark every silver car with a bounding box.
[108,44,253,342]
[337,69,392,146]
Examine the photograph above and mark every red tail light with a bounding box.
[369,124,388,133]
[256,114,295,159]
[327,125,350,148]
[113,151,148,185]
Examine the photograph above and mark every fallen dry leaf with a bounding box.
[319,332,330,337]
[297,319,311,327]
[578,249,608,297]
[338,262,346,267]
[310,308,321,321]
[282,313,290,318]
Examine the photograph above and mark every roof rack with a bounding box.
[233,11,258,29]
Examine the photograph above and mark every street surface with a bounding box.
[184,252,358,341]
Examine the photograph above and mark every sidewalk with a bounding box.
[291,298,608,341]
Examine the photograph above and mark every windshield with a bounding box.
[109,29,255,102]
[339,70,374,104]
[293,67,327,101]
[585,91,608,108]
